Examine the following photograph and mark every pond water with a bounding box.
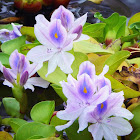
[0,0,140,25]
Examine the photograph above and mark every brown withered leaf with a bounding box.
[113,64,140,91]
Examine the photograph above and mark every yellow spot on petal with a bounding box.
[54,33,58,38]
[83,87,87,94]
[101,103,104,109]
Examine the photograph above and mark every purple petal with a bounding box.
[48,19,67,48]
[51,5,74,30]
[72,25,82,41]
[0,29,11,42]
[97,101,107,116]
[20,71,29,86]
[11,23,22,38]
[77,74,95,102]
[74,34,90,42]
[3,67,15,84]
[77,61,96,80]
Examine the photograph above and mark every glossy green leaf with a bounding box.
[106,75,140,98]
[15,122,55,140]
[51,84,67,101]
[130,128,140,140]
[27,135,44,140]
[74,40,113,55]
[50,115,67,127]
[128,12,140,27]
[121,33,140,42]
[71,52,88,78]
[0,52,9,66]
[104,50,130,75]
[1,36,26,55]
[31,101,55,124]
[82,23,106,38]
[38,62,67,86]
[131,105,140,129]
[10,118,27,133]
[20,42,41,55]
[65,120,91,140]
[29,137,61,140]
[20,26,36,38]
[2,97,21,117]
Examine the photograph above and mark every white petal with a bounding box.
[3,79,13,88]
[57,52,74,74]
[55,120,75,131]
[102,123,118,140]
[45,53,58,77]
[74,34,90,42]
[104,117,133,136]
[114,108,134,120]
[27,77,50,88]
[88,123,104,140]
[27,45,55,63]
[28,63,43,77]
[24,82,34,92]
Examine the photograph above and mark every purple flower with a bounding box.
[51,5,89,41]
[0,50,49,91]
[0,23,22,43]
[27,17,76,76]
[55,61,110,131]
[78,91,133,140]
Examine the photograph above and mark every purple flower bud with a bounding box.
[20,71,29,86]
[3,67,15,84]
[17,54,25,74]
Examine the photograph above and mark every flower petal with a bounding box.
[0,29,11,42]
[20,71,29,86]
[45,53,58,77]
[74,34,90,42]
[3,79,14,88]
[11,23,22,37]
[102,123,118,140]
[77,61,96,80]
[57,51,74,74]
[24,82,35,92]
[48,19,67,48]
[27,77,50,88]
[88,123,104,140]
[55,120,75,131]
[27,45,55,63]
[103,117,133,136]
[51,5,74,30]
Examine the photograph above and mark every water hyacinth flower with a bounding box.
[0,50,49,91]
[27,17,77,76]
[55,61,110,131]
[78,91,133,140]
[51,5,89,41]
[0,23,22,43]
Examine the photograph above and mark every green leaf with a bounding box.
[27,135,44,140]
[1,36,26,55]
[128,12,140,27]
[104,50,130,75]
[65,120,91,140]
[20,42,41,55]
[20,26,36,38]
[106,75,140,98]
[127,58,140,67]
[2,97,21,117]
[71,52,88,78]
[50,115,67,127]
[10,118,27,133]
[129,22,140,33]
[29,137,61,140]
[74,40,113,55]
[130,128,140,140]
[51,84,67,101]
[82,23,106,38]
[15,122,55,140]
[0,52,10,67]
[38,62,67,86]
[131,105,140,129]
[31,101,55,124]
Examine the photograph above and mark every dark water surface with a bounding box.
[0,0,140,25]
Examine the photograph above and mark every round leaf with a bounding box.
[31,101,55,124]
